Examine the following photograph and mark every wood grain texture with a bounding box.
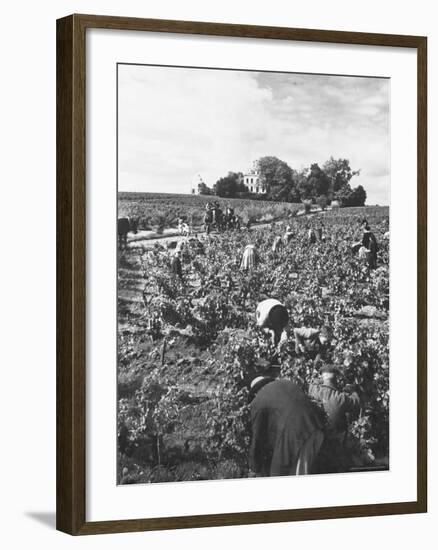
[74,13,426,47]
[56,13,427,535]
[416,37,428,513]
[57,15,73,534]
[56,14,86,534]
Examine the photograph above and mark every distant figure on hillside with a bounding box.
[204,203,214,234]
[309,365,361,473]
[256,299,289,346]
[249,377,324,477]
[308,226,317,244]
[170,250,183,282]
[272,235,283,254]
[316,222,324,241]
[283,225,294,245]
[212,202,223,228]
[240,244,258,271]
[362,224,379,269]
[232,214,241,230]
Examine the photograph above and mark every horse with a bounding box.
[118,217,139,249]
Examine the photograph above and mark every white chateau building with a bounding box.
[243,160,266,194]
[191,174,206,195]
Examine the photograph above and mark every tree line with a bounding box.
[208,156,367,207]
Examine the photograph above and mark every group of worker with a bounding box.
[352,219,380,269]
[164,218,381,476]
[204,202,241,233]
[241,218,379,272]
[171,216,380,285]
[251,297,361,476]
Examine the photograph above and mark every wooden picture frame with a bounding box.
[57,13,427,535]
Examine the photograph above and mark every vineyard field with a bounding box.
[118,192,303,232]
[117,205,390,484]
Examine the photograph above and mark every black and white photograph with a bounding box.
[117,63,390,484]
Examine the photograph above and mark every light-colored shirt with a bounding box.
[294,327,321,353]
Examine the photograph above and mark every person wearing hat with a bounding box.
[256,298,289,347]
[249,376,324,477]
[240,243,259,271]
[308,365,361,473]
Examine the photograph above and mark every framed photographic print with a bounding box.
[56,14,427,535]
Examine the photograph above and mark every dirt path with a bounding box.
[126,207,336,250]
[127,218,292,249]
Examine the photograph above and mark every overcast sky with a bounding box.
[118,64,390,205]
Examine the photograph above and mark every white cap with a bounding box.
[250,376,268,389]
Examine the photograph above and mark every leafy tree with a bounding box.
[323,157,360,198]
[335,185,353,207]
[317,195,329,210]
[198,181,213,195]
[257,156,298,201]
[349,185,367,207]
[296,168,311,200]
[335,184,367,207]
[214,172,246,198]
[296,164,329,201]
[287,185,301,203]
[307,163,330,197]
[214,157,363,206]
[303,199,312,214]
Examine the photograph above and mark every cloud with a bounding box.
[118,65,390,204]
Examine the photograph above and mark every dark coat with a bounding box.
[362,231,378,269]
[308,382,360,473]
[362,231,379,256]
[250,379,324,476]
[308,383,360,441]
[170,256,182,279]
[362,230,377,249]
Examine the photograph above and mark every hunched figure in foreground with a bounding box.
[309,365,361,473]
[249,376,325,477]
